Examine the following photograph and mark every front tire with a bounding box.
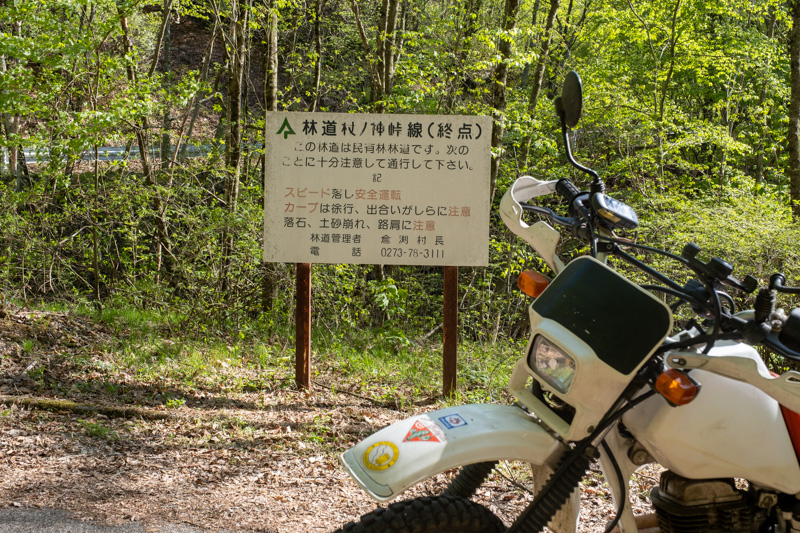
[333,495,506,533]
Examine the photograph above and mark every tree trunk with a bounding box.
[179,20,218,161]
[16,141,30,188]
[375,0,389,106]
[518,0,560,169]
[446,0,483,111]
[489,0,521,201]
[351,0,380,99]
[119,6,175,283]
[309,0,323,112]
[789,0,800,219]
[2,113,17,182]
[383,0,400,96]
[265,7,279,112]
[1,22,23,184]
[657,0,682,123]
[119,11,153,179]
[92,145,101,304]
[0,53,8,177]
[756,7,777,184]
[160,0,172,170]
[220,0,252,293]
[225,0,249,174]
[262,2,280,311]
[369,0,400,111]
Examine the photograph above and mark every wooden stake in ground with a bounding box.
[296,262,312,390]
[443,266,458,397]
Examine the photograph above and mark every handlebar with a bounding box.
[519,177,594,242]
[511,176,800,362]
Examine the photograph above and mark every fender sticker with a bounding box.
[403,418,444,443]
[438,414,468,429]
[363,441,399,471]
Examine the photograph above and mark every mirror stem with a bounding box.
[561,120,601,185]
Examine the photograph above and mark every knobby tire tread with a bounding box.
[333,495,506,533]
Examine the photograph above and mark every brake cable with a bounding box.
[600,440,626,533]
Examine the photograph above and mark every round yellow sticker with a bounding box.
[363,441,399,471]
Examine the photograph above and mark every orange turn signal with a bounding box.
[517,271,550,298]
[655,369,699,406]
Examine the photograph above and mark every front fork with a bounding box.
[596,425,651,533]
[505,423,644,533]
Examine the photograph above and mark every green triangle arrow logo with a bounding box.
[277,117,296,139]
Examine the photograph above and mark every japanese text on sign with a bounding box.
[264,112,491,266]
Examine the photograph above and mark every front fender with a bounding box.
[340,404,565,502]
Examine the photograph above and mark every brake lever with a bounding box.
[772,274,800,295]
[521,203,578,229]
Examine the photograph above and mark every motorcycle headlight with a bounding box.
[528,335,576,393]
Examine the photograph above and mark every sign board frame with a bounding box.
[264,112,492,267]
[264,112,493,395]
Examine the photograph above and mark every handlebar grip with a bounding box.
[556,178,581,205]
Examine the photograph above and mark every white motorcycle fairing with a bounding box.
[339,404,565,502]
[623,341,800,495]
[498,175,565,274]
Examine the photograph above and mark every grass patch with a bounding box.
[22,338,35,354]
[2,300,540,470]
[8,300,531,410]
[313,328,526,404]
[77,418,117,440]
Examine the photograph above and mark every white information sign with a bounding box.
[264,112,491,266]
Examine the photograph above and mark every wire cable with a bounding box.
[601,440,626,533]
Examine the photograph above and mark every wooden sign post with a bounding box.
[264,112,491,396]
[295,263,311,389]
[443,266,458,396]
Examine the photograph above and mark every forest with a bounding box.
[6,3,800,530]
[2,0,800,347]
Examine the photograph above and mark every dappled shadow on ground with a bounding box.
[0,303,333,413]
[0,380,412,532]
[0,304,427,532]
[0,304,645,532]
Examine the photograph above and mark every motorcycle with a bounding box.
[332,71,800,533]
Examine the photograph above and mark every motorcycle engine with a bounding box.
[650,471,752,533]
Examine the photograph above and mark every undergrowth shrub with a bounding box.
[2,167,798,346]
[631,182,800,308]
[633,183,800,372]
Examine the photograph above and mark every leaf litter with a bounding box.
[0,304,657,532]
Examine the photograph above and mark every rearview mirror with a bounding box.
[555,71,601,184]
[561,71,582,129]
